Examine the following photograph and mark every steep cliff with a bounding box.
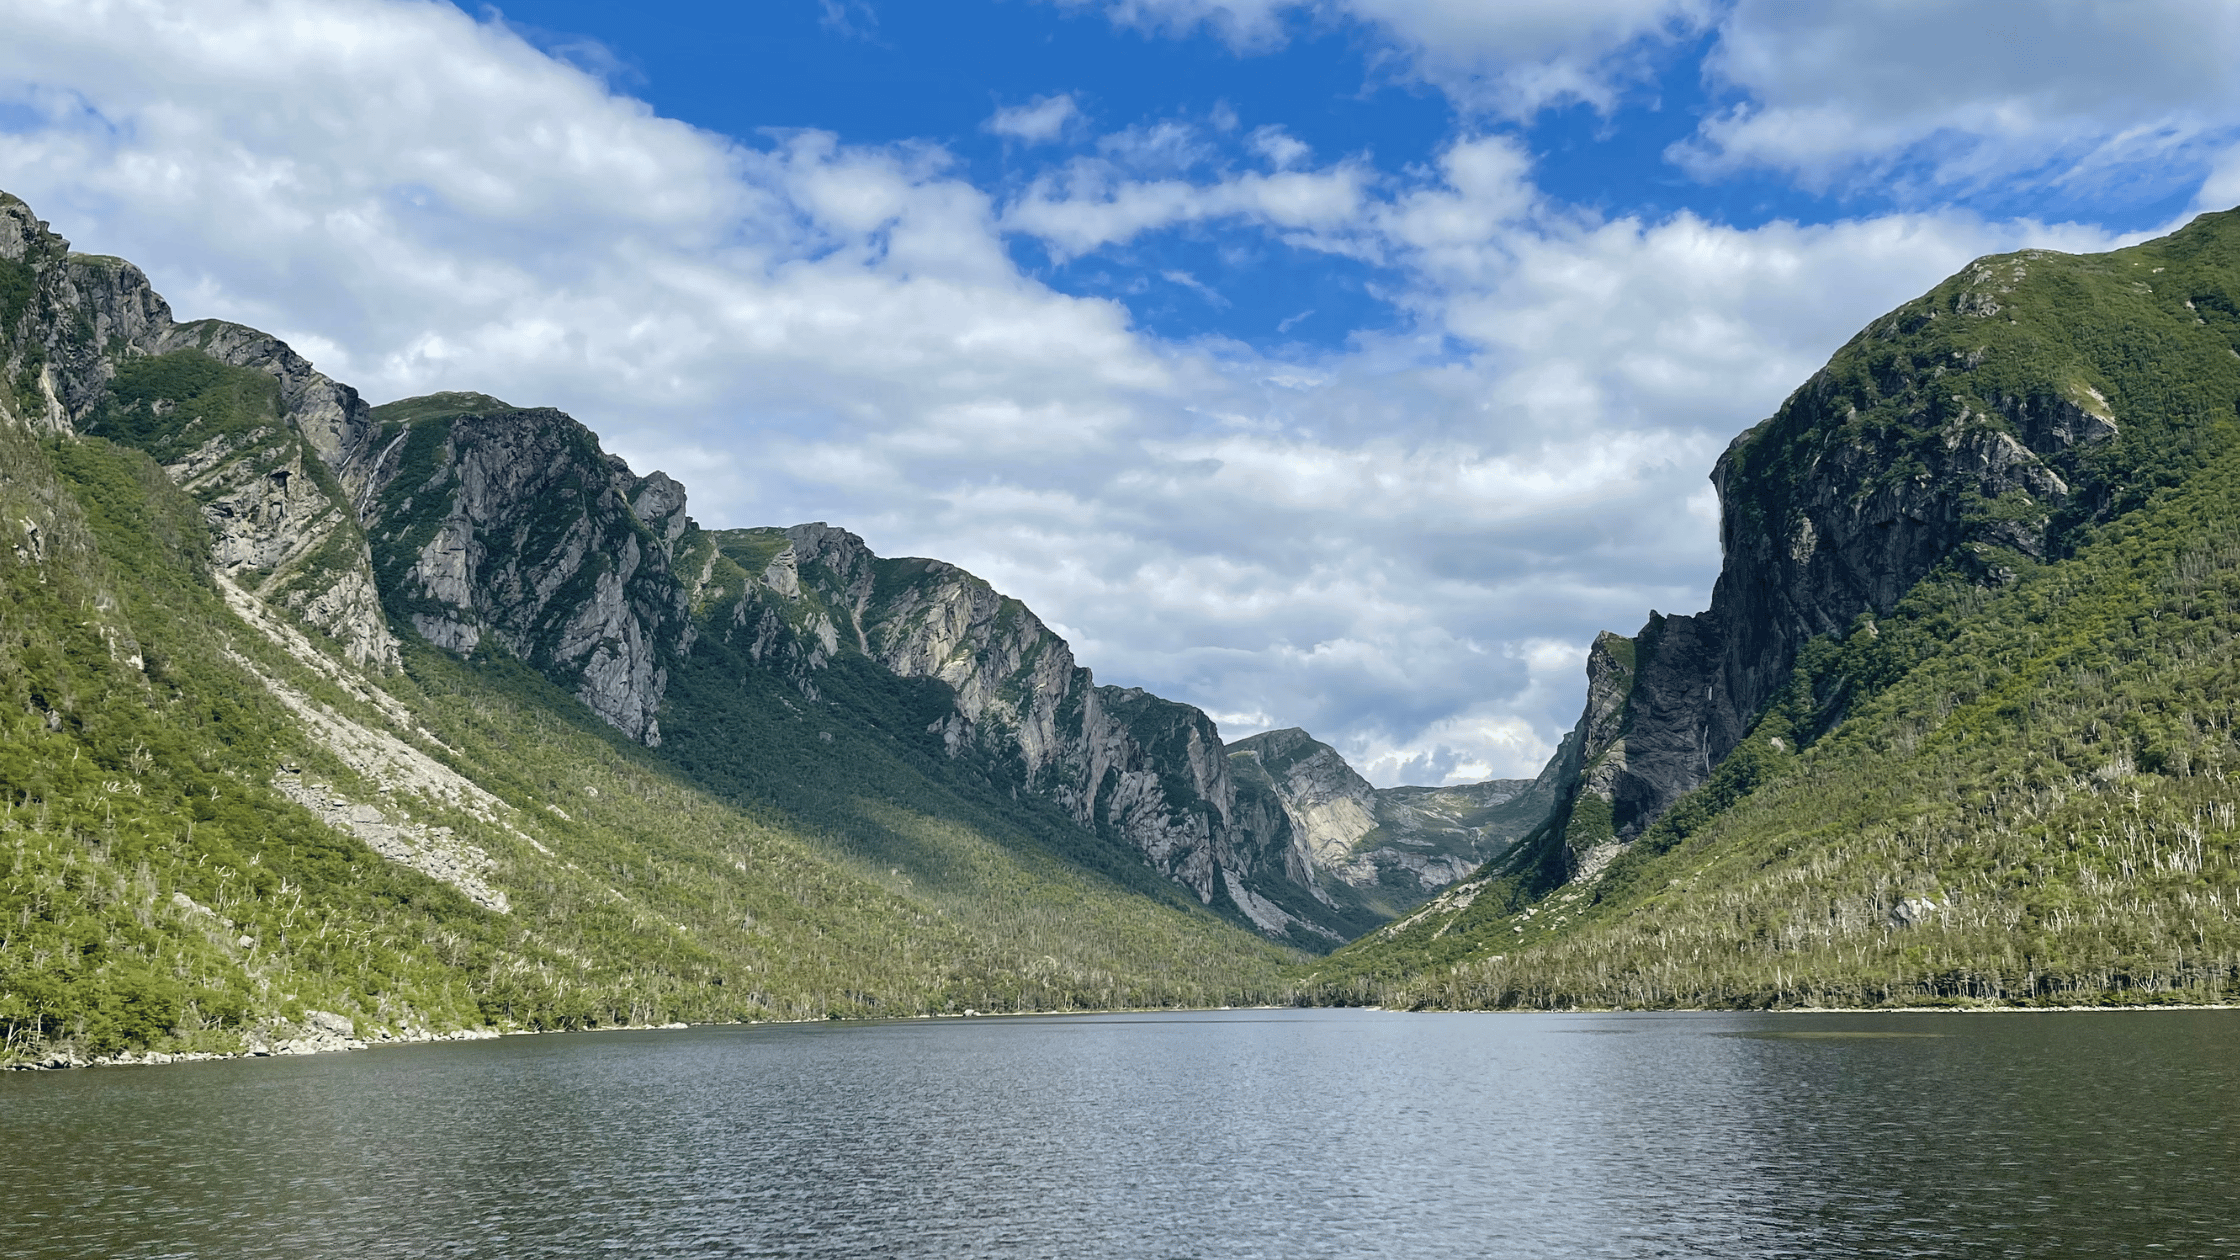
[1225,727,1546,909]
[0,188,1302,1067]
[1312,207,2240,1009]
[359,397,690,744]
[669,521,1382,945]
[1497,230,2233,893]
[326,396,1379,945]
[0,188,1436,998]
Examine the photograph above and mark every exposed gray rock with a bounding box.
[1227,728,1378,872]
[0,193,401,672]
[632,471,691,557]
[363,406,691,745]
[166,432,399,672]
[1224,727,1549,904]
[1512,247,2147,891]
[1367,780,1544,887]
[159,318,388,508]
[1889,896,1942,928]
[4,191,1416,943]
[686,523,1381,942]
[274,772,511,913]
[248,1010,368,1057]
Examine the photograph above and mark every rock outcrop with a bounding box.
[2,186,1442,946]
[245,1010,367,1057]
[273,772,510,913]
[360,400,692,745]
[1226,728,1547,903]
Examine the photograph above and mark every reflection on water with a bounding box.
[4,1008,2237,1258]
[1724,1029,1946,1039]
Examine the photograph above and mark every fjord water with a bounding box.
[4,1009,2235,1258]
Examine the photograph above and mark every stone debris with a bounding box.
[1889,896,1943,928]
[1221,869,1343,943]
[6,1023,680,1071]
[247,1010,366,1057]
[10,1021,511,1070]
[171,890,218,918]
[274,774,510,913]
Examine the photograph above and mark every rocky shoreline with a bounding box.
[9,1010,507,1071]
[22,1000,2228,1071]
[3,1007,1260,1071]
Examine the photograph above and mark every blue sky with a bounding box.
[500,0,1454,350]
[4,0,2239,783]
[492,0,2215,352]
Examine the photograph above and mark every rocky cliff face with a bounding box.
[358,399,690,744]
[1519,240,2195,888]
[1227,729,1379,872]
[678,521,1379,944]
[0,194,398,673]
[1226,727,1548,906]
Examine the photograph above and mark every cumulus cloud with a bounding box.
[974,130,2126,779]
[1248,125,1310,170]
[1088,0,2240,206]
[986,93,1082,144]
[0,0,2143,786]
[1340,0,1711,115]
[1681,0,2240,200]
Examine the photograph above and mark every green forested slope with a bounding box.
[1307,212,2240,1009]
[0,427,1288,1064]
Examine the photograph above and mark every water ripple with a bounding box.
[4,1008,2237,1258]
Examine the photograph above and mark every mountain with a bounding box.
[1314,210,2240,1009]
[330,380,1395,945]
[1225,728,1545,914]
[2,188,1448,1063]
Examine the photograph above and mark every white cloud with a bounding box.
[1349,708,1553,788]
[1341,0,1711,115]
[1001,153,1374,258]
[1342,637,1582,786]
[1069,0,1710,115]
[1097,119,1217,173]
[818,0,878,39]
[1084,0,2240,206]
[1067,0,1298,50]
[1681,0,2240,198]
[1160,268,1229,306]
[986,93,1083,144]
[1248,125,1310,170]
[2191,142,2240,216]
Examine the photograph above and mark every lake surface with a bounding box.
[3,1008,2237,1258]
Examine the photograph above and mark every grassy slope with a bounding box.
[1302,213,2240,1008]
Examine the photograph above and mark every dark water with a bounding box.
[3,1008,2238,1258]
